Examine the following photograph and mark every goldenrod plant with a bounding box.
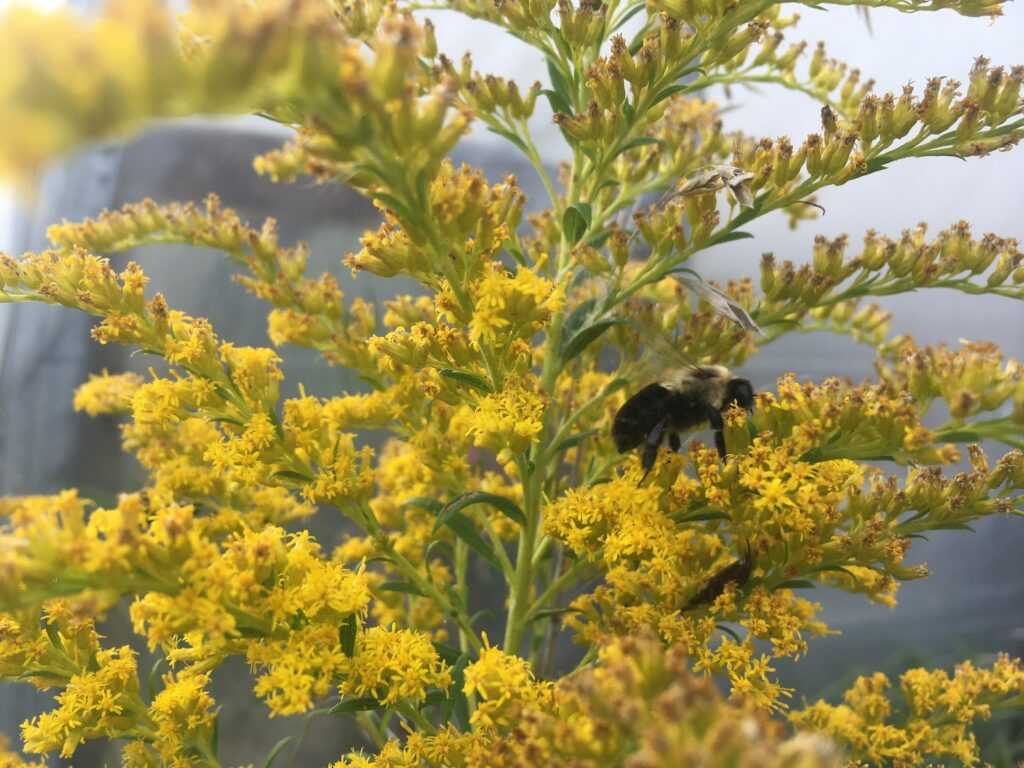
[0,0,1023,765]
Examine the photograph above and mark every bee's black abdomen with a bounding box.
[612,383,675,452]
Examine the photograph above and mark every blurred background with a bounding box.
[1,0,1022,764]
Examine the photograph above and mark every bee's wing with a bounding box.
[623,320,701,384]
[674,275,764,336]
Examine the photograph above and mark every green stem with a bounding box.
[395,700,436,735]
[692,72,847,117]
[523,555,592,623]
[472,507,515,579]
[365,509,484,654]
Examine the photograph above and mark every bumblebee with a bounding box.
[681,545,754,612]
[612,365,754,477]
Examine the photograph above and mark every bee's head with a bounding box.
[725,378,755,411]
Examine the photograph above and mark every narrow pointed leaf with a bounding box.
[261,737,294,768]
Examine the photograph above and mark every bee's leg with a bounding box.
[704,403,726,460]
[668,432,681,453]
[639,416,669,483]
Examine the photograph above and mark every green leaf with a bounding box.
[602,377,630,397]
[611,2,645,31]
[561,298,597,342]
[716,623,742,642]
[329,696,383,714]
[716,230,755,244]
[926,150,967,161]
[16,669,69,683]
[339,614,358,657]
[436,511,504,570]
[614,136,663,159]
[434,491,527,530]
[444,583,467,614]
[419,689,448,710]
[545,58,574,113]
[486,125,529,153]
[437,368,493,394]
[585,229,612,249]
[652,83,687,105]
[354,374,386,391]
[44,622,64,651]
[415,168,431,209]
[679,65,708,79]
[147,657,163,703]
[542,89,574,116]
[898,509,929,527]
[677,510,731,522]
[666,266,703,279]
[804,564,856,579]
[425,538,455,563]
[469,609,495,626]
[560,317,629,365]
[563,202,593,245]
[369,192,416,227]
[404,496,443,515]
[444,652,472,732]
[432,641,465,665]
[927,522,976,532]
[773,579,816,591]
[267,469,314,484]
[261,737,294,768]
[553,428,599,453]
[377,581,428,597]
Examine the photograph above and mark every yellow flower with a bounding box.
[792,655,1024,766]
[339,626,452,707]
[149,669,217,759]
[465,378,547,461]
[72,370,144,416]
[469,263,564,345]
[21,646,142,758]
[0,733,45,768]
[248,624,350,716]
[462,637,553,730]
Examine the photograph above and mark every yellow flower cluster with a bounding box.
[466,378,548,463]
[48,195,377,370]
[792,655,1024,766]
[21,645,140,758]
[247,624,351,716]
[752,374,960,465]
[131,525,370,649]
[345,162,522,284]
[339,626,453,707]
[71,370,144,416]
[0,602,222,764]
[334,633,845,767]
[469,264,565,346]
[3,0,1024,763]
[879,338,1024,423]
[147,668,218,761]
[0,734,43,768]
[463,640,553,729]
